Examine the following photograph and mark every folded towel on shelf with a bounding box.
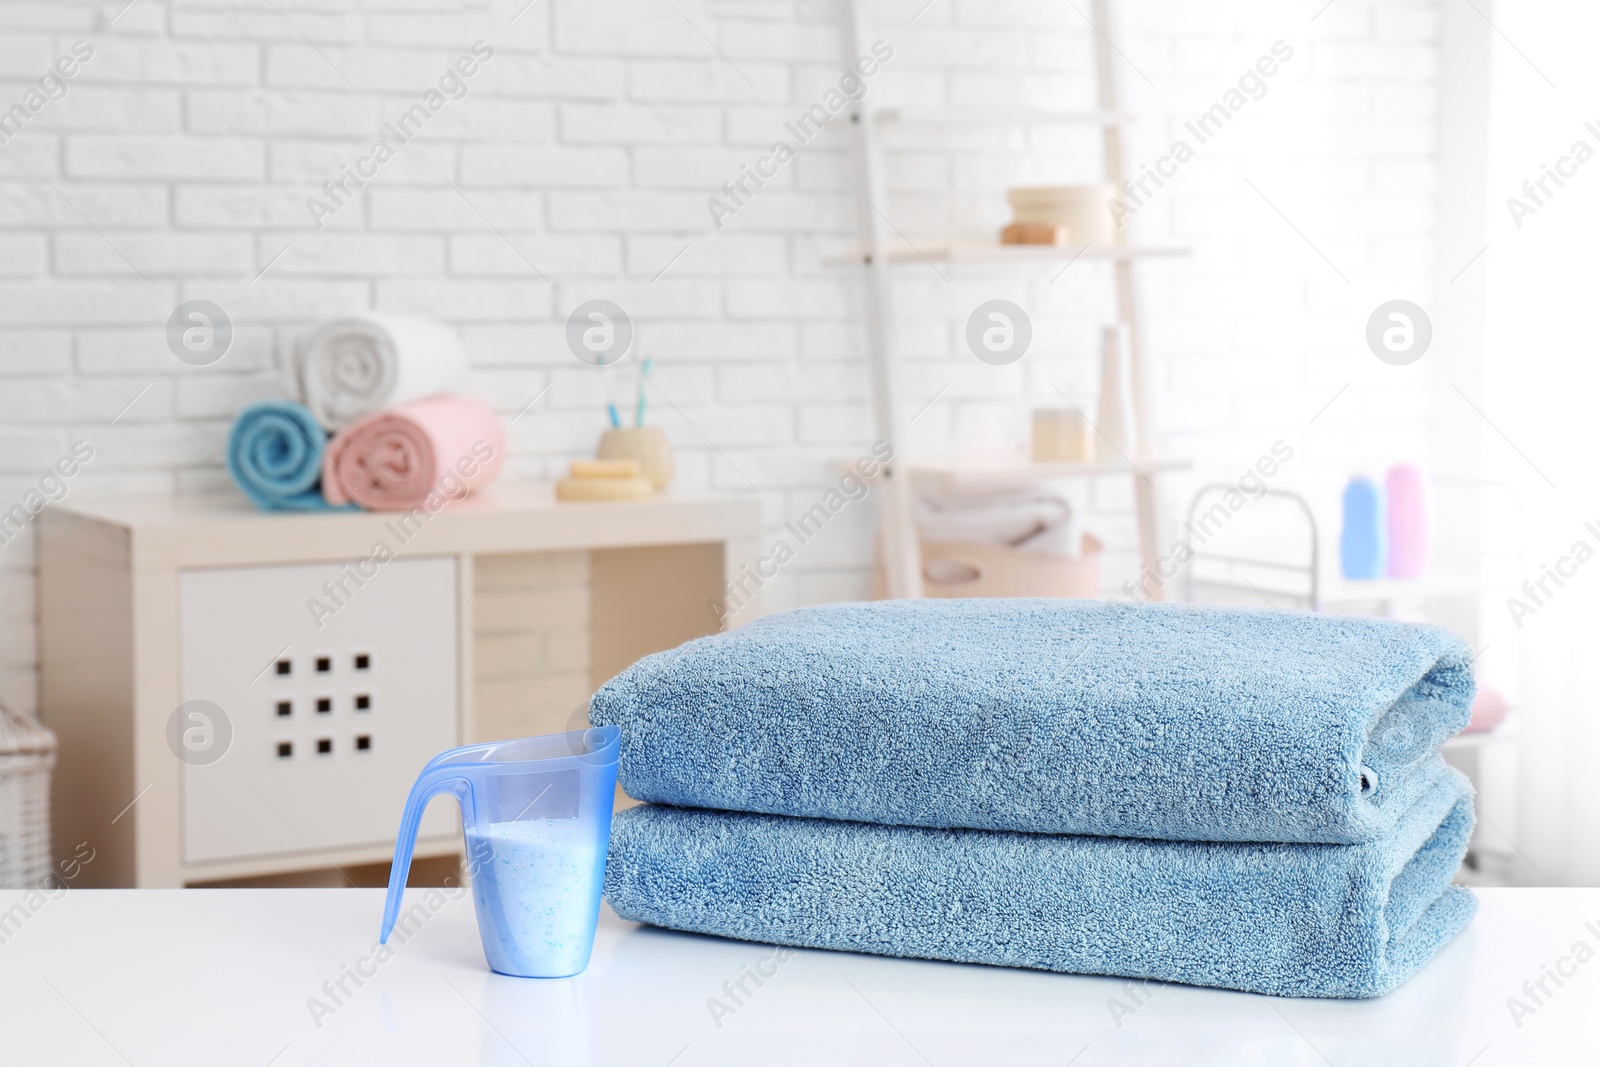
[590,598,1475,844]
[604,770,1477,999]
[291,313,468,430]
[226,400,352,512]
[322,395,505,511]
[914,487,1079,553]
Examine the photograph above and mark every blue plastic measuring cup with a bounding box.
[380,726,620,978]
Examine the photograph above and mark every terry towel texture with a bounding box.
[605,770,1477,999]
[226,401,349,512]
[322,395,505,511]
[292,313,467,430]
[591,599,1475,844]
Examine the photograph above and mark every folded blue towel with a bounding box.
[605,769,1476,998]
[227,401,351,512]
[591,599,1474,844]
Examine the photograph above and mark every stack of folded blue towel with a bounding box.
[592,598,1479,998]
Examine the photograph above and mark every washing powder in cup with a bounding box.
[465,818,607,979]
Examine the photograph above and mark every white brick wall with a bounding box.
[0,0,1441,716]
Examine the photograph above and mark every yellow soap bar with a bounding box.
[570,458,641,480]
[556,476,655,502]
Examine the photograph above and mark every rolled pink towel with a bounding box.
[1464,684,1509,735]
[322,396,505,511]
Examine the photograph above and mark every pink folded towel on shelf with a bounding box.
[322,396,505,511]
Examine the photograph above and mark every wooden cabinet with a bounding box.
[38,487,760,887]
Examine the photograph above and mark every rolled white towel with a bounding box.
[291,313,468,430]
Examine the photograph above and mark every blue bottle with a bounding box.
[1340,476,1385,579]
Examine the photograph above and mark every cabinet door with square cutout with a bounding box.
[178,557,459,865]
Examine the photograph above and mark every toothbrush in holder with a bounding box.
[634,358,653,428]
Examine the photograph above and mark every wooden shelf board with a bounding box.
[1319,573,1501,604]
[48,484,764,570]
[827,240,1190,267]
[872,106,1130,126]
[907,456,1191,492]
[1443,717,1518,752]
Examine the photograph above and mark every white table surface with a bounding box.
[0,888,1594,1066]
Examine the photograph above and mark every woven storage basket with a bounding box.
[918,534,1102,598]
[0,702,57,888]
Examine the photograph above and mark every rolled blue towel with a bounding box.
[605,770,1476,998]
[591,599,1475,844]
[227,400,349,511]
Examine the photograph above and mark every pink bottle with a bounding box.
[1385,463,1428,578]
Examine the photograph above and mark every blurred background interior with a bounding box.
[1,0,1595,892]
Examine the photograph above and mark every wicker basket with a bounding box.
[0,703,57,888]
[875,535,1103,599]
[919,534,1102,598]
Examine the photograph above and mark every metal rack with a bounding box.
[1182,482,1512,613]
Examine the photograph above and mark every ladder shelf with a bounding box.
[842,0,1179,599]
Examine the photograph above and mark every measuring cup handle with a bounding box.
[379,765,473,944]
